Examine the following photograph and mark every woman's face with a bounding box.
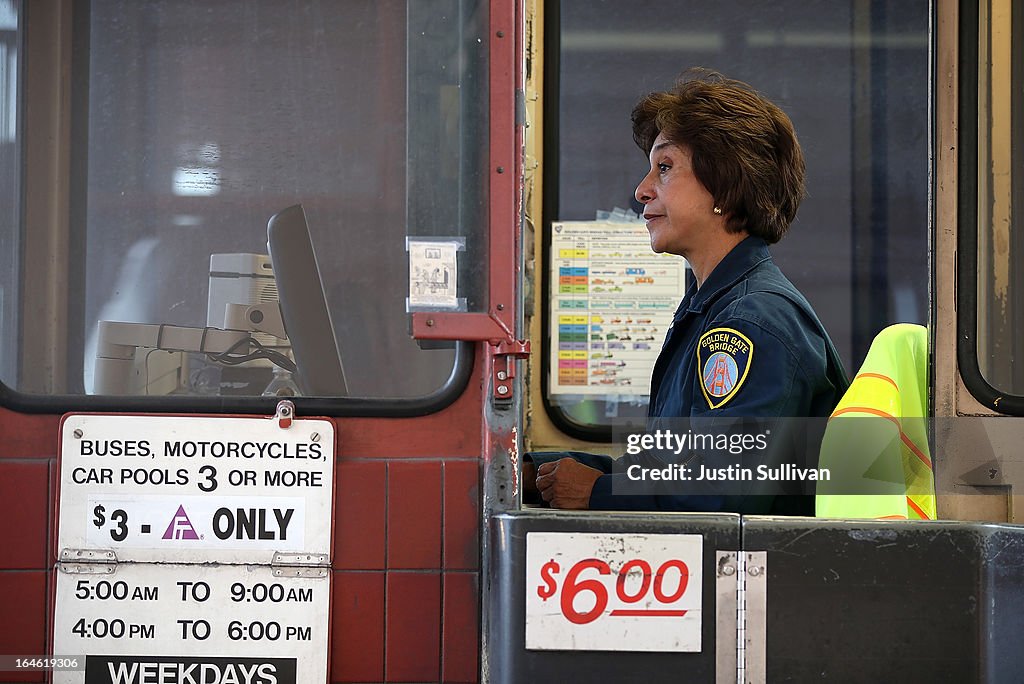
[634,134,719,257]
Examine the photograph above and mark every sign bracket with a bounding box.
[57,547,117,575]
[59,548,117,565]
[271,551,330,578]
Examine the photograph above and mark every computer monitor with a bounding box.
[267,204,349,396]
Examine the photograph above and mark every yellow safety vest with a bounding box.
[816,324,936,520]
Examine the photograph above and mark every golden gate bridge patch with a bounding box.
[696,327,753,409]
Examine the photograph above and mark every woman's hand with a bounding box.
[535,458,603,509]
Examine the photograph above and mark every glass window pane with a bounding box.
[547,0,929,430]
[976,0,1024,395]
[4,0,488,400]
[0,0,18,387]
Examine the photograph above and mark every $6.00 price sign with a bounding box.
[525,532,702,652]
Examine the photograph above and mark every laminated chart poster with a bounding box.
[549,221,688,396]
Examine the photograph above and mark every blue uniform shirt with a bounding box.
[531,235,849,513]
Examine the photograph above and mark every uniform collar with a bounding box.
[684,235,772,314]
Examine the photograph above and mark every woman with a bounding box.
[527,69,849,512]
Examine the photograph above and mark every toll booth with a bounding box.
[487,512,1024,683]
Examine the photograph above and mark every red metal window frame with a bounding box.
[410,0,529,399]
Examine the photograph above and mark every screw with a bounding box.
[496,30,505,37]
[497,371,508,381]
[496,166,505,174]
[497,303,505,310]
[311,432,320,443]
[496,385,509,396]
[426,319,435,327]
[748,566,762,577]
[73,429,83,439]
[722,565,736,576]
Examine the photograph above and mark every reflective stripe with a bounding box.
[906,497,931,520]
[816,324,936,521]
[830,405,898,423]
[855,372,899,391]
[829,406,932,470]
[899,432,932,470]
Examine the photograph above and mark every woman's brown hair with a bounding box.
[632,69,805,244]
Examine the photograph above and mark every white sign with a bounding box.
[52,563,329,684]
[84,494,307,552]
[408,239,460,309]
[549,221,688,396]
[57,414,334,564]
[525,532,703,652]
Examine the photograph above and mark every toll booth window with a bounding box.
[1,0,487,403]
[0,1,16,389]
[975,0,1024,397]
[543,1,929,435]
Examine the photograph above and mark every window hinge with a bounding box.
[491,338,531,402]
[717,550,767,684]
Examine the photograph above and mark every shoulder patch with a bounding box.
[697,327,753,409]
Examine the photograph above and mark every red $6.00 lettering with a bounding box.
[536,557,690,624]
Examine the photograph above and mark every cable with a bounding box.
[206,337,297,373]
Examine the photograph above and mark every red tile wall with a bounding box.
[0,460,50,569]
[0,387,483,684]
[442,572,480,683]
[331,457,481,682]
[385,572,442,682]
[388,462,443,569]
[335,461,387,569]
[0,408,59,457]
[444,461,481,571]
[0,571,48,683]
[332,571,386,682]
